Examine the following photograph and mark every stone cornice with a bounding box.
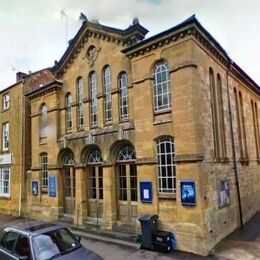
[27,82,62,101]
[52,21,148,77]
[175,154,204,163]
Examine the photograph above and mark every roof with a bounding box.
[5,221,61,236]
[52,19,149,74]
[122,15,259,93]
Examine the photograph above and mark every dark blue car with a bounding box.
[0,221,102,260]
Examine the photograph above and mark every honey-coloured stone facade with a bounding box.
[0,15,259,256]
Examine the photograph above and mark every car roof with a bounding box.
[4,221,63,236]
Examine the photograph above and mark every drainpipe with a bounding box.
[226,59,243,228]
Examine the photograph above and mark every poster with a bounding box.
[218,180,230,208]
[32,181,38,196]
[49,175,56,197]
[180,180,196,206]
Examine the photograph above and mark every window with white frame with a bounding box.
[40,153,48,190]
[77,77,84,129]
[65,93,72,131]
[89,72,98,127]
[40,104,48,139]
[119,72,129,120]
[0,167,10,197]
[103,66,112,123]
[156,138,176,194]
[2,122,9,150]
[3,93,10,110]
[153,61,171,112]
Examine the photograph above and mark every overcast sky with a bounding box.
[0,0,259,90]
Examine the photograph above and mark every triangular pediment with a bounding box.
[52,19,148,76]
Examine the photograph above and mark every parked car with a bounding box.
[0,221,102,260]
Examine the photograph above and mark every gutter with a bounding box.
[226,59,243,228]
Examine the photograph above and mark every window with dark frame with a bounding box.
[119,72,129,121]
[153,61,171,112]
[103,66,113,124]
[65,93,72,131]
[40,153,48,190]
[89,72,98,127]
[3,93,10,110]
[156,138,176,194]
[77,77,84,129]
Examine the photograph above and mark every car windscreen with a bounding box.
[32,228,80,260]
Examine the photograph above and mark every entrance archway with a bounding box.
[86,149,103,219]
[62,151,75,214]
[116,144,137,223]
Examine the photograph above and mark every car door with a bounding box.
[0,231,19,259]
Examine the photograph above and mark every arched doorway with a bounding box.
[62,151,75,214]
[116,144,137,223]
[87,149,103,219]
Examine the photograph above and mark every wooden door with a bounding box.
[88,166,103,218]
[117,164,137,223]
[63,167,75,214]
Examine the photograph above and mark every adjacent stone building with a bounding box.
[1,15,259,255]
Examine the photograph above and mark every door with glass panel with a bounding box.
[117,145,137,223]
[87,150,103,218]
[63,167,75,214]
[63,152,75,214]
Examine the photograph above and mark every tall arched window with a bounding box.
[153,61,171,112]
[77,77,84,129]
[119,72,129,121]
[40,153,48,190]
[65,93,72,131]
[103,66,112,123]
[217,74,226,158]
[89,72,98,127]
[40,104,48,139]
[156,138,176,194]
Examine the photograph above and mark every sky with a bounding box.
[0,0,260,90]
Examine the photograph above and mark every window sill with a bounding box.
[104,122,113,127]
[154,108,172,116]
[41,188,48,193]
[1,149,10,153]
[158,193,176,200]
[1,108,10,113]
[0,195,11,199]
[119,119,130,124]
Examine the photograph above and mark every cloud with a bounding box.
[0,0,260,89]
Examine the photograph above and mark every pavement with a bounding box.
[0,212,260,259]
[212,212,260,259]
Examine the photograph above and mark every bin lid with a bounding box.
[138,214,159,222]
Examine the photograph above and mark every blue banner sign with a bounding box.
[140,181,152,203]
[180,180,196,206]
[32,181,38,196]
[49,175,56,197]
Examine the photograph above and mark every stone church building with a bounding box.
[0,15,259,255]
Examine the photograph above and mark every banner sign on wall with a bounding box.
[180,180,196,206]
[140,181,153,203]
[218,180,230,208]
[32,181,38,196]
[49,175,57,197]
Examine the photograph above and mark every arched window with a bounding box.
[103,66,112,123]
[89,72,98,127]
[117,145,136,161]
[65,93,72,131]
[156,138,175,194]
[217,74,226,158]
[77,77,84,129]
[153,61,171,112]
[40,104,48,139]
[87,150,103,164]
[40,153,48,190]
[63,152,74,165]
[119,72,129,120]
